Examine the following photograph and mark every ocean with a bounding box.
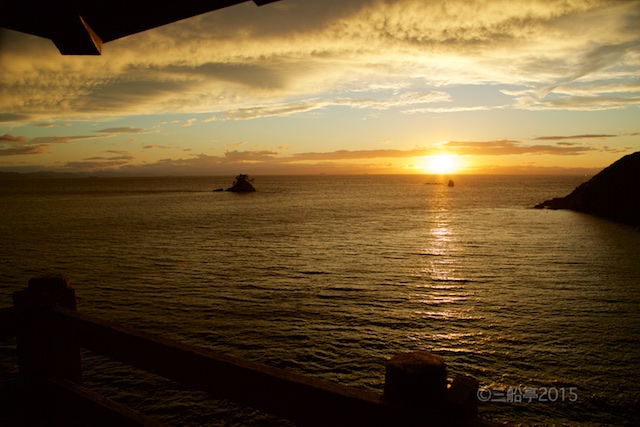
[1,174,638,426]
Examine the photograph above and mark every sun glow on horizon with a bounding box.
[419,154,460,174]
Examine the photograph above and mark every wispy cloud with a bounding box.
[2,133,102,145]
[513,93,640,111]
[0,145,46,156]
[0,114,32,123]
[28,135,107,144]
[32,122,66,128]
[94,127,147,134]
[537,40,640,98]
[442,140,596,156]
[61,160,132,171]
[181,118,198,127]
[228,141,247,148]
[58,150,136,171]
[206,91,451,120]
[290,148,430,161]
[206,101,325,121]
[223,150,279,161]
[1,134,25,143]
[0,133,109,159]
[403,105,502,114]
[143,144,173,149]
[532,134,617,141]
[1,0,637,122]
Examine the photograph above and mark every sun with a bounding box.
[421,154,459,174]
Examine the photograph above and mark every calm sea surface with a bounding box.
[1,174,639,426]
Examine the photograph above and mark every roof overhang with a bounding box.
[0,0,281,55]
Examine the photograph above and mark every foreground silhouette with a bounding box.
[2,274,496,427]
[0,1,280,55]
[534,152,640,226]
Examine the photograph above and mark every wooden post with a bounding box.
[383,351,447,414]
[13,274,83,384]
[383,351,482,425]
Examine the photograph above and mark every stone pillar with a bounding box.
[13,274,83,384]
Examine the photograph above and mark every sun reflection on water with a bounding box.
[407,206,483,349]
[423,215,464,283]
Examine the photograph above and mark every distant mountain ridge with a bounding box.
[535,152,640,226]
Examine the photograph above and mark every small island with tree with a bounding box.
[214,174,256,193]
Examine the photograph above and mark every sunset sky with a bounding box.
[1,0,639,176]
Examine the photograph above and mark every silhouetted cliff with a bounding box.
[534,152,640,226]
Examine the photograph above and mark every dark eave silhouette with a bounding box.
[0,0,280,55]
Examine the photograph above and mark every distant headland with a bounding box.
[534,152,640,226]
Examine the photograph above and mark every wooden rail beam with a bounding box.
[6,276,488,427]
[51,305,416,427]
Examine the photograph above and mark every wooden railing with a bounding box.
[0,274,497,426]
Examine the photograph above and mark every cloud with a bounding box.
[532,134,617,141]
[37,137,628,174]
[0,145,46,156]
[58,151,135,171]
[165,62,287,90]
[32,122,65,128]
[1,134,25,143]
[207,101,325,121]
[143,144,173,149]
[83,155,134,162]
[208,142,606,163]
[1,0,637,122]
[207,91,450,120]
[223,150,279,161]
[228,141,247,148]
[512,92,640,111]
[0,132,109,161]
[94,127,146,134]
[290,148,430,161]
[0,113,31,123]
[28,135,107,144]
[0,1,637,176]
[61,160,132,171]
[403,105,501,114]
[181,118,198,127]
[537,40,640,98]
[1,133,99,158]
[441,139,596,156]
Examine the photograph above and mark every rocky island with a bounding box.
[214,174,256,193]
[534,152,640,227]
